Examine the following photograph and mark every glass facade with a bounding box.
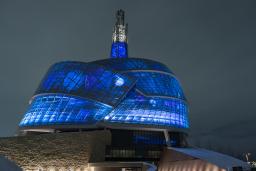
[19,94,112,126]
[128,72,186,100]
[93,58,173,74]
[106,129,165,161]
[19,58,189,129]
[36,61,136,106]
[104,91,189,128]
[111,42,128,58]
[105,129,187,161]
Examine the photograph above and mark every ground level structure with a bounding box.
[0,130,110,171]
[0,130,251,171]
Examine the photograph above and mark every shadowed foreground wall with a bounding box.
[0,130,111,171]
[158,148,226,171]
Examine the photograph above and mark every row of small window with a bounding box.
[106,107,188,119]
[110,106,188,115]
[107,149,161,158]
[106,113,187,121]
[105,115,188,128]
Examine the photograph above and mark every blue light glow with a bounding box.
[37,62,136,106]
[149,99,156,107]
[110,42,128,58]
[19,59,189,129]
[129,72,186,100]
[133,135,166,145]
[104,91,189,128]
[94,58,172,74]
[19,94,112,127]
[115,76,125,86]
[63,71,84,91]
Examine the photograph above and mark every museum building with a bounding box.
[0,10,251,171]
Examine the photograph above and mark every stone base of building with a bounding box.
[0,129,250,171]
[0,130,111,171]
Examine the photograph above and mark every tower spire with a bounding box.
[110,9,128,58]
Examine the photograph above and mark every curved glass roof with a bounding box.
[19,59,189,129]
[36,61,136,107]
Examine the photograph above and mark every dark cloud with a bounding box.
[0,0,255,159]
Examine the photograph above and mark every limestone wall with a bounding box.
[0,130,111,171]
[158,148,226,171]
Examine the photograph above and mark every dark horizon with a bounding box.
[0,0,255,160]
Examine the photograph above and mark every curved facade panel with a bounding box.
[104,91,189,128]
[127,72,186,100]
[36,61,136,107]
[19,58,189,130]
[19,94,112,127]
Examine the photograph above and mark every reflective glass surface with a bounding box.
[19,94,112,126]
[36,62,136,106]
[110,42,128,58]
[104,91,189,128]
[93,58,172,73]
[19,59,189,129]
[128,72,186,100]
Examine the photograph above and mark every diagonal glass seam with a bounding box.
[31,93,113,108]
[135,89,188,104]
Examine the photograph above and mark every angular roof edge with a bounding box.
[170,147,250,170]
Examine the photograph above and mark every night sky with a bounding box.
[0,0,255,160]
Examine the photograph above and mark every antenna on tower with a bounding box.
[110,9,128,58]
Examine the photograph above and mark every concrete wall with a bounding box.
[158,148,226,171]
[0,130,111,171]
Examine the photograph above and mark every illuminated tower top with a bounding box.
[110,9,128,58]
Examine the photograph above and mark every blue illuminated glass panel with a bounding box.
[110,42,128,58]
[94,58,172,74]
[36,62,136,106]
[19,94,112,127]
[128,72,186,100]
[19,58,189,129]
[104,91,189,128]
